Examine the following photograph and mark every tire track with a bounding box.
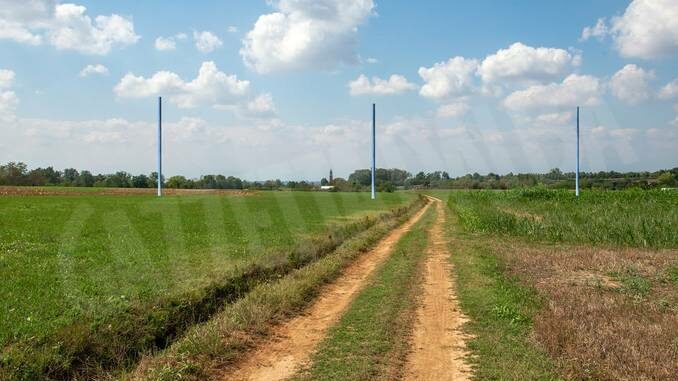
[404,196,472,380]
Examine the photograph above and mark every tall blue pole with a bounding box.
[576,106,580,197]
[371,103,376,200]
[158,96,162,197]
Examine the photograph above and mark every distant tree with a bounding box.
[320,177,329,186]
[62,168,79,185]
[101,172,132,188]
[76,170,95,187]
[331,177,350,191]
[0,162,30,185]
[348,169,372,186]
[148,172,165,188]
[26,168,48,186]
[377,181,395,192]
[166,175,193,188]
[657,171,675,186]
[132,174,150,188]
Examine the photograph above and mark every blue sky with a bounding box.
[0,0,676,180]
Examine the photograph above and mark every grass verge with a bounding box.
[126,197,428,380]
[293,203,434,381]
[0,196,424,381]
[444,199,562,380]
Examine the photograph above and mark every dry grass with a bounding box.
[497,207,544,222]
[495,241,678,380]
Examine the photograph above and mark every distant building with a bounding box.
[320,185,335,191]
[329,169,333,184]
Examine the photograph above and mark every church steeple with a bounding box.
[329,169,333,184]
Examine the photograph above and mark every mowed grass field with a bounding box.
[437,188,678,380]
[0,188,416,378]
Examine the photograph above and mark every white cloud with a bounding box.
[241,93,277,118]
[612,0,678,58]
[503,74,602,111]
[0,20,44,45]
[240,0,374,73]
[154,36,176,51]
[580,18,608,41]
[437,100,469,118]
[165,117,208,142]
[0,1,139,54]
[534,111,573,125]
[154,33,187,51]
[0,69,15,89]
[227,26,238,33]
[193,30,222,53]
[79,64,109,77]
[510,108,574,128]
[592,125,641,140]
[0,90,18,121]
[609,64,654,104]
[348,74,417,96]
[418,56,479,99]
[0,0,53,45]
[658,79,678,100]
[365,57,378,64]
[583,0,678,59]
[478,42,581,84]
[114,61,250,108]
[0,68,17,121]
[48,3,139,54]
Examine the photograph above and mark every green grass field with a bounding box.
[0,190,415,379]
[447,188,678,248]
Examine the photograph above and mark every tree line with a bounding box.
[342,167,677,190]
[1,161,676,191]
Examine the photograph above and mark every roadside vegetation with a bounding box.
[0,191,417,380]
[294,204,434,381]
[443,189,678,380]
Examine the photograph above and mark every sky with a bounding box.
[0,0,677,180]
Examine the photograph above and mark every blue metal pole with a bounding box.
[576,106,579,197]
[158,96,162,197]
[371,103,376,200]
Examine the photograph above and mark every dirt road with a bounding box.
[221,200,432,381]
[404,197,472,380]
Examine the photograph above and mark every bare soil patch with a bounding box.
[0,186,254,196]
[219,200,432,381]
[404,197,472,380]
[497,241,678,380]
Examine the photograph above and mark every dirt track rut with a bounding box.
[404,197,472,380]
